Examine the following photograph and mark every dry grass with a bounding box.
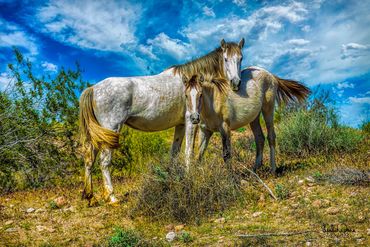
[133,157,241,223]
[0,130,369,246]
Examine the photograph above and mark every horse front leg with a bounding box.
[100,148,118,205]
[220,122,232,164]
[197,125,213,163]
[82,143,98,206]
[184,116,197,170]
[171,124,185,157]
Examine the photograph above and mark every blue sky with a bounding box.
[0,0,369,127]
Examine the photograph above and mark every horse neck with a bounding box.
[201,85,228,119]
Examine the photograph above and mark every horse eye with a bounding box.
[224,58,228,62]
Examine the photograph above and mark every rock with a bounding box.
[54,196,67,208]
[326,207,340,215]
[63,206,75,213]
[214,217,226,223]
[298,179,304,185]
[175,224,185,232]
[26,207,35,213]
[5,220,14,225]
[252,212,263,217]
[306,241,312,246]
[36,225,45,232]
[366,228,370,236]
[165,224,174,231]
[306,176,314,183]
[165,231,176,242]
[312,200,322,208]
[5,227,17,232]
[291,203,299,209]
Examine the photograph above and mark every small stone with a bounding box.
[26,207,35,213]
[5,220,14,225]
[366,228,370,236]
[306,176,314,183]
[241,179,248,186]
[298,179,304,185]
[165,231,176,242]
[5,227,17,232]
[312,200,322,208]
[252,212,263,217]
[214,217,226,223]
[174,224,185,232]
[306,241,312,246]
[165,224,174,231]
[36,225,44,231]
[54,196,67,208]
[326,207,340,215]
[63,206,75,212]
[291,203,299,209]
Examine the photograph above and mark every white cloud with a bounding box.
[301,25,311,32]
[341,42,370,59]
[33,0,141,52]
[232,0,246,7]
[0,18,38,55]
[349,96,370,104]
[0,72,12,89]
[337,81,354,89]
[288,39,310,46]
[262,2,307,23]
[202,6,215,17]
[145,33,194,61]
[41,61,58,72]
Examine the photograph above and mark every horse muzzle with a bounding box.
[190,113,200,124]
[231,78,241,91]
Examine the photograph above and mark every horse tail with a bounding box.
[273,75,310,106]
[79,87,119,150]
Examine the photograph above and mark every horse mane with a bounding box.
[184,74,229,96]
[172,42,241,81]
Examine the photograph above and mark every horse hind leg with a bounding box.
[100,148,118,204]
[250,113,265,172]
[262,101,277,175]
[82,143,98,206]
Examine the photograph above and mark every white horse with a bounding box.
[79,39,245,205]
[183,66,310,174]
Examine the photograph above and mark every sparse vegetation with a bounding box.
[134,157,241,222]
[108,227,140,247]
[278,92,363,157]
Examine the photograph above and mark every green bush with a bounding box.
[112,128,170,176]
[108,228,140,247]
[134,157,241,223]
[0,49,88,193]
[277,92,363,157]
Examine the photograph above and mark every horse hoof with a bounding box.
[88,196,99,207]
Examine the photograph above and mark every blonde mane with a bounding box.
[172,42,242,81]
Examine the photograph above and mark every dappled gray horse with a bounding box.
[79,39,245,205]
[183,66,310,174]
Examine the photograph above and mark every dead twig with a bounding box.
[239,166,278,200]
[237,230,318,238]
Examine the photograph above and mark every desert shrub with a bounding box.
[361,121,370,135]
[112,128,170,176]
[134,158,241,222]
[0,49,88,193]
[278,91,363,157]
[107,227,165,247]
[108,228,140,247]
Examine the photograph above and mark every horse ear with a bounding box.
[199,75,204,83]
[220,39,226,50]
[182,75,189,84]
[239,38,245,49]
